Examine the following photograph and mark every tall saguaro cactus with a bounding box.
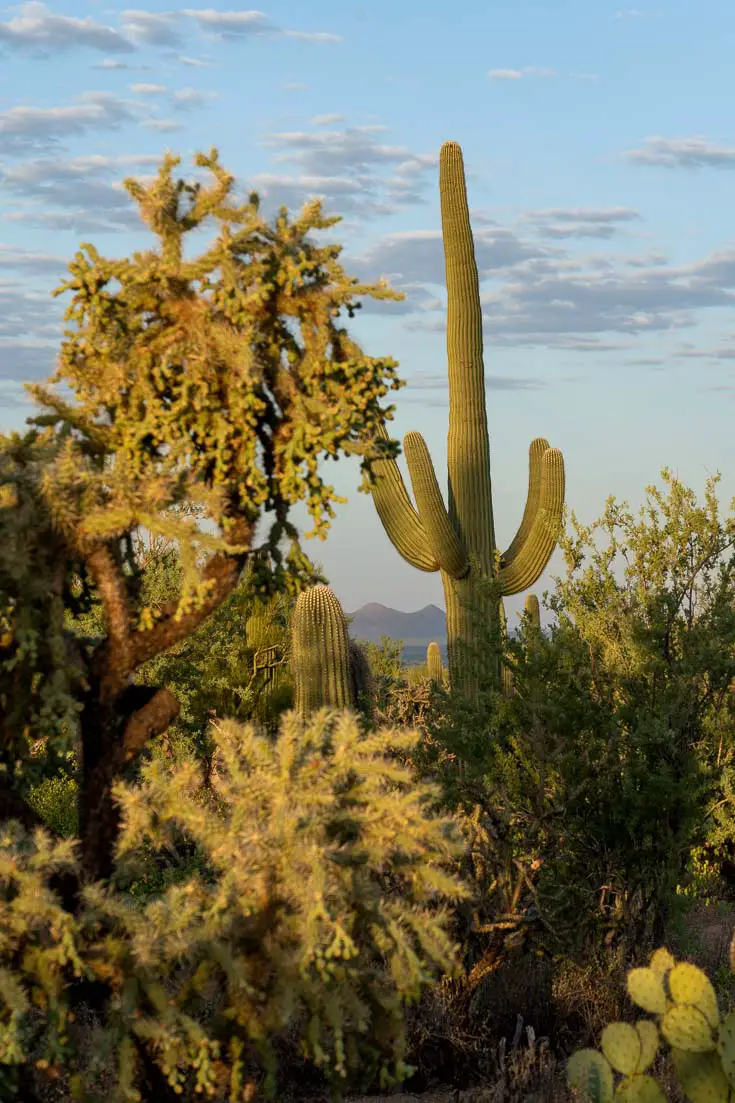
[369,141,565,698]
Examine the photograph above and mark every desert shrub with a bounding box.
[359,635,403,684]
[416,471,735,977]
[26,770,79,838]
[0,709,469,1101]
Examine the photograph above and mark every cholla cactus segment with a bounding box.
[368,141,565,699]
[291,584,353,717]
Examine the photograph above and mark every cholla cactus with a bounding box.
[368,141,564,700]
[568,945,735,1103]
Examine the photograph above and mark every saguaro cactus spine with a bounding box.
[369,141,565,698]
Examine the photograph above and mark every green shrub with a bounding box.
[26,771,78,838]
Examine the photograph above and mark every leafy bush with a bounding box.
[415,471,735,975]
[0,709,469,1101]
[26,771,78,838]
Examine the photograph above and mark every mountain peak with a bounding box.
[348,601,447,648]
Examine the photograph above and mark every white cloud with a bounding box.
[0,92,143,152]
[310,113,345,126]
[172,88,219,110]
[625,136,735,168]
[0,153,163,233]
[179,9,341,44]
[142,118,184,132]
[254,124,437,217]
[91,58,131,70]
[0,1,134,56]
[177,8,271,37]
[344,214,735,350]
[521,207,642,239]
[488,69,523,80]
[488,66,557,80]
[177,55,213,67]
[0,3,343,61]
[280,29,341,43]
[130,82,166,94]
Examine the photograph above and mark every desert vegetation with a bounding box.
[2,139,735,1103]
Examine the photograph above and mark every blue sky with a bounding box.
[1,0,735,621]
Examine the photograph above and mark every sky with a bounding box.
[1,0,735,622]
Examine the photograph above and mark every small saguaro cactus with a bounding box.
[523,593,541,633]
[426,641,444,685]
[368,141,565,700]
[291,584,372,718]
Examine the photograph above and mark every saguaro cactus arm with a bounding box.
[496,445,565,596]
[502,439,551,563]
[368,422,440,573]
[403,432,469,579]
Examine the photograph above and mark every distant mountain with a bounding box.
[346,601,544,665]
[347,602,446,664]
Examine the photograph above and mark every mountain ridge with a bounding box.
[347,602,447,654]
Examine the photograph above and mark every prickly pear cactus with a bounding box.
[568,944,735,1103]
